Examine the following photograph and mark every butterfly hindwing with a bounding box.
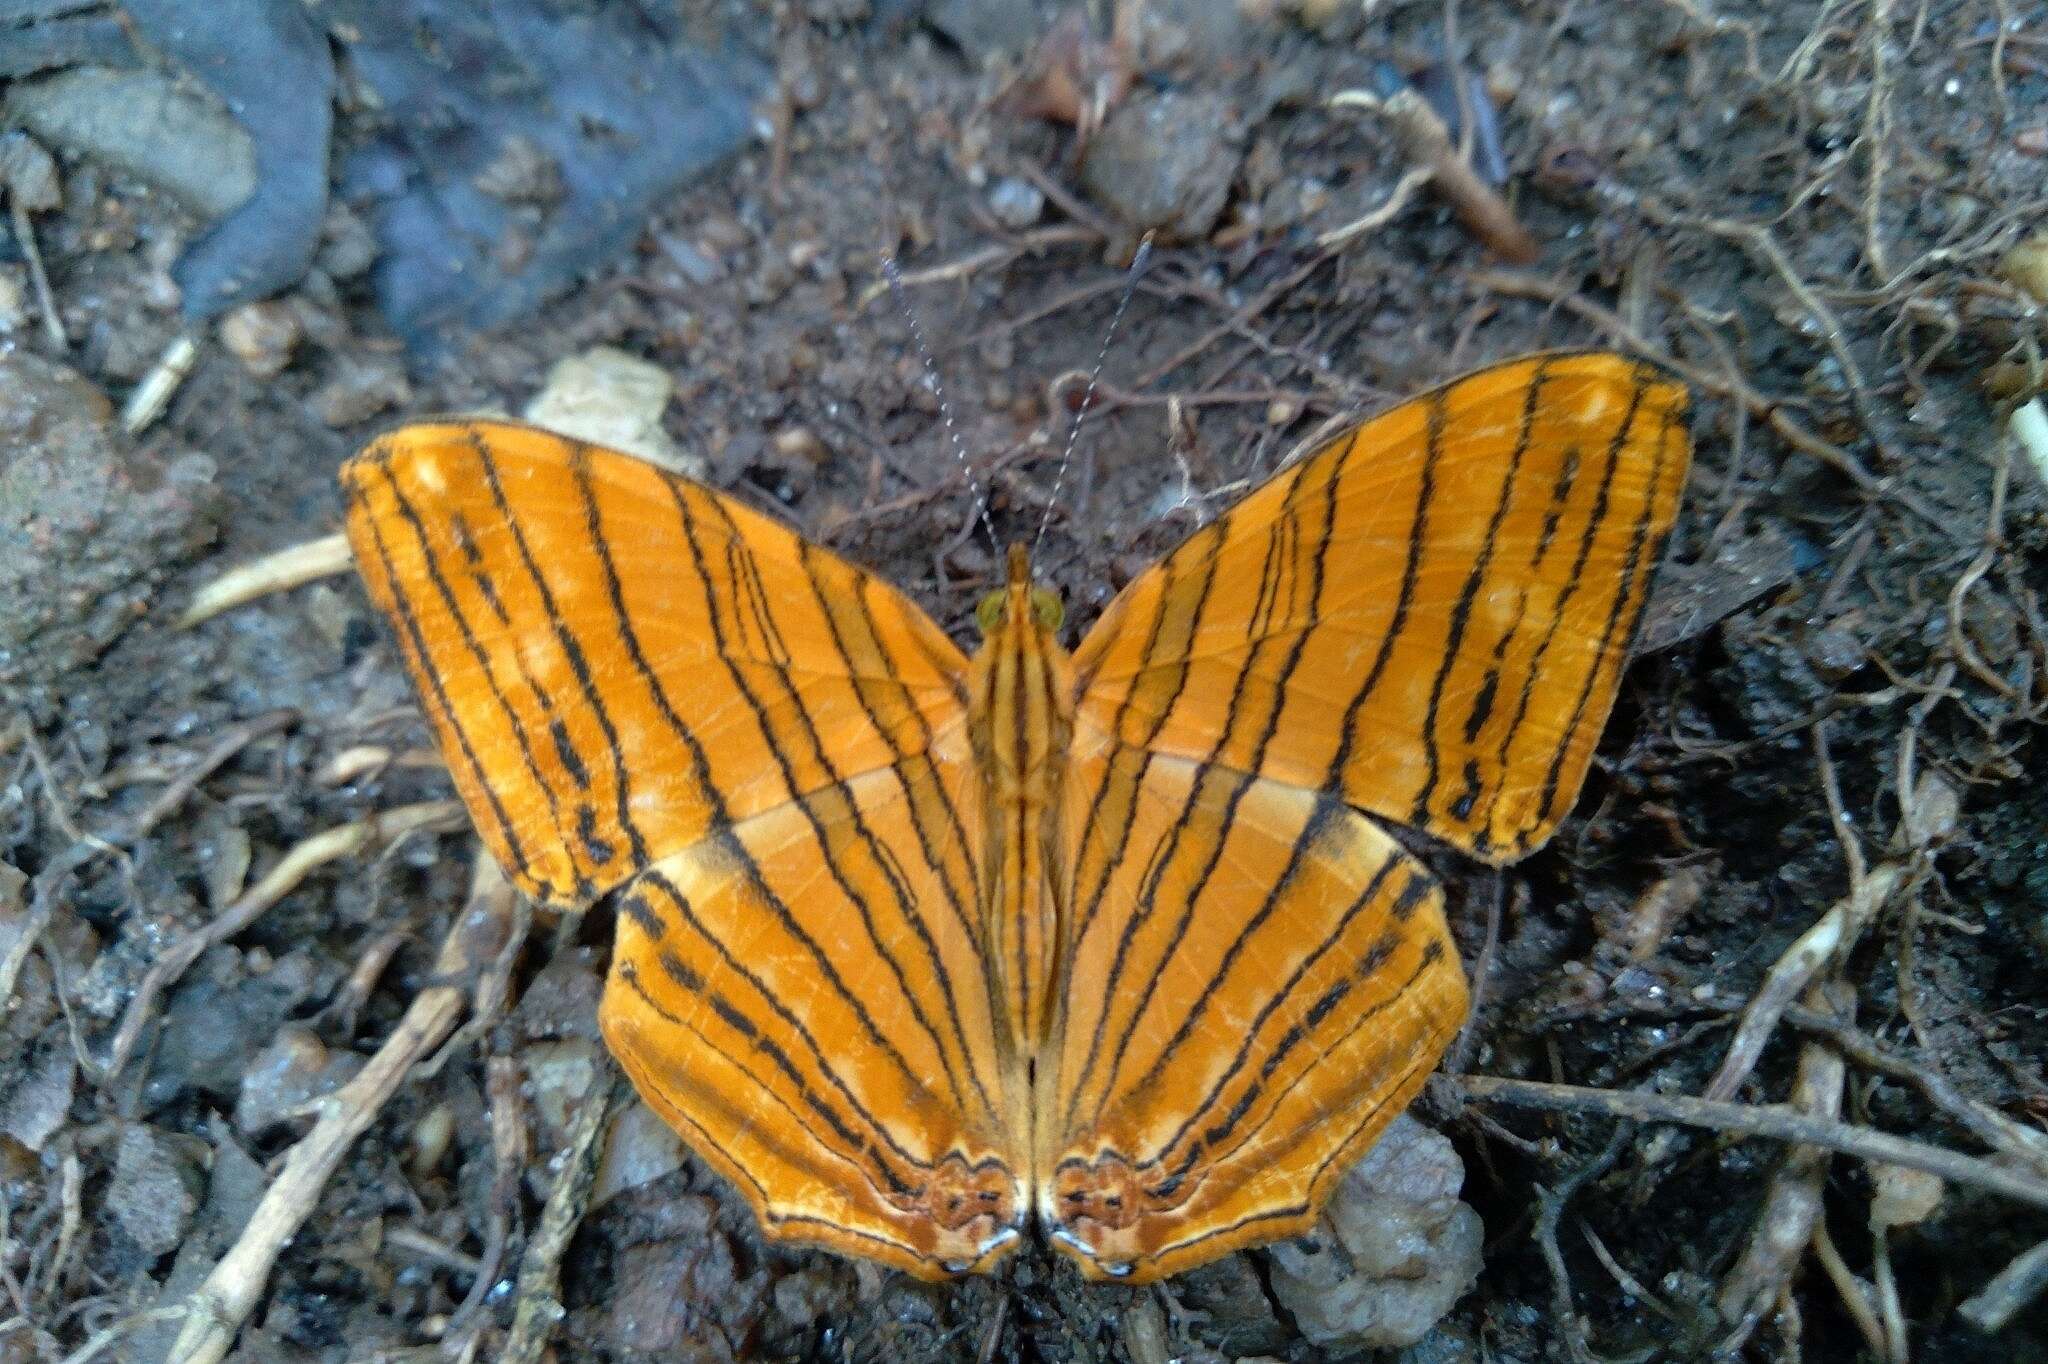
[605,765,1022,1278]
[1041,744,1467,1279]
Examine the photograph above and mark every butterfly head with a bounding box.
[975,543,1063,637]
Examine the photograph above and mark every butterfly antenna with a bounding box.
[1031,235,1153,558]
[882,253,1001,554]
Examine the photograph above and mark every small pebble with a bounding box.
[656,232,721,285]
[1999,229,2048,305]
[0,131,60,211]
[787,238,825,272]
[0,269,28,332]
[524,346,701,476]
[6,67,256,219]
[987,176,1046,229]
[593,1099,686,1207]
[317,205,379,280]
[109,1125,202,1257]
[0,1038,75,1153]
[409,1099,456,1176]
[522,1036,600,1138]
[1079,90,1241,240]
[473,133,563,205]
[218,300,302,378]
[235,1027,362,1135]
[1266,1115,1483,1350]
[772,425,828,464]
[312,354,411,428]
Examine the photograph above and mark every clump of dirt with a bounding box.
[3,3,2045,1363]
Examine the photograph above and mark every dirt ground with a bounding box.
[3,1,2046,1361]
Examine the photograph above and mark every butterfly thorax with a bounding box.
[966,546,1075,1088]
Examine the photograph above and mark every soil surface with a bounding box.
[3,3,2046,1363]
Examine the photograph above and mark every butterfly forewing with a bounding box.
[1069,353,1691,864]
[343,423,978,906]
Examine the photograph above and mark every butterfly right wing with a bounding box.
[1037,739,1467,1281]
[1037,353,1685,1280]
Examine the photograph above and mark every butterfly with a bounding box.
[341,351,1689,1282]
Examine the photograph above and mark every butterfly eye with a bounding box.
[1030,588,1064,633]
[975,590,1005,634]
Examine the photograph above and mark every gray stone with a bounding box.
[4,66,256,218]
[1079,90,1241,239]
[0,1031,74,1152]
[234,1028,363,1137]
[1266,1114,1484,1350]
[0,353,217,699]
[109,1125,203,1257]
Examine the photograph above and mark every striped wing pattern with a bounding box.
[344,423,976,906]
[1043,354,1687,1274]
[1071,353,1691,862]
[606,772,1018,1271]
[339,352,1689,1283]
[1041,749,1467,1278]
[343,423,1017,1274]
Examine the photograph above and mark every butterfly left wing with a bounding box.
[344,422,1025,1276]
[1069,353,1690,864]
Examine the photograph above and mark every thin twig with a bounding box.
[1714,978,1848,1346]
[120,333,199,435]
[163,854,515,1364]
[1130,251,1333,391]
[1531,1124,1631,1364]
[448,1056,527,1334]
[1700,855,1905,1102]
[1691,216,1896,469]
[107,800,465,1076]
[1810,1217,1890,1358]
[1328,86,1539,262]
[499,1070,622,1364]
[1315,165,1435,251]
[1456,1076,2048,1214]
[10,199,64,348]
[124,709,298,842]
[56,1307,188,1364]
[179,535,353,628]
[856,226,1097,308]
[1960,1236,2048,1334]
[1784,1006,2048,1178]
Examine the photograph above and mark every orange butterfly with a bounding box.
[341,352,1689,1281]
